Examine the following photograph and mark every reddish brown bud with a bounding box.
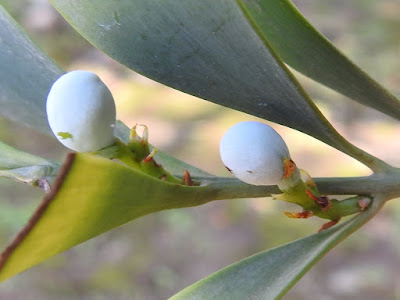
[183,170,194,186]
[306,190,331,211]
[318,218,341,232]
[284,210,314,219]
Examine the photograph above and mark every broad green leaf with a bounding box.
[50,0,355,155]
[0,5,62,135]
[170,198,383,300]
[238,0,400,120]
[0,153,275,282]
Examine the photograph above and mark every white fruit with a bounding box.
[46,70,116,152]
[220,121,290,185]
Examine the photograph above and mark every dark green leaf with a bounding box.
[50,0,391,171]
[50,0,353,153]
[238,0,400,120]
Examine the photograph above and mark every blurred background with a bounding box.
[0,0,399,299]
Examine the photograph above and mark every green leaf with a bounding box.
[170,199,383,300]
[0,5,207,178]
[0,141,52,169]
[0,153,276,282]
[0,5,63,135]
[49,0,390,171]
[238,0,400,120]
[0,141,58,185]
[0,7,210,176]
[49,2,341,148]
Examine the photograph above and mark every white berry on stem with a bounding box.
[220,121,296,186]
[46,70,116,152]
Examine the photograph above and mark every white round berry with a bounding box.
[46,70,116,152]
[220,121,290,185]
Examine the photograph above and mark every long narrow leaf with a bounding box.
[0,141,52,169]
[0,141,58,185]
[238,0,400,120]
[49,0,389,171]
[170,198,383,299]
[49,1,350,151]
[0,5,62,135]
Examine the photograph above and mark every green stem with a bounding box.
[313,196,372,220]
[200,178,281,200]
[339,138,392,174]
[195,168,400,201]
[96,139,184,185]
[321,192,388,239]
[313,171,400,198]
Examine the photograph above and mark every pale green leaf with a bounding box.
[0,141,58,185]
[0,141,52,169]
[0,153,275,281]
[0,5,62,135]
[170,198,383,300]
